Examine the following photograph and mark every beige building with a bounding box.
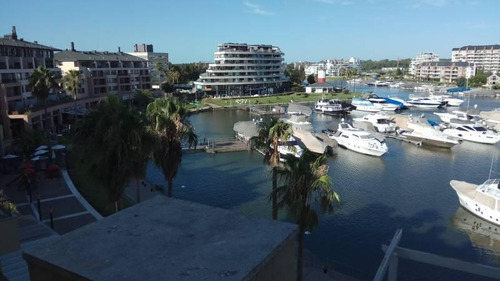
[414,62,475,83]
[487,73,499,87]
[55,43,152,100]
[452,45,500,73]
[127,44,168,89]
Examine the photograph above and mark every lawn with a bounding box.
[201,92,360,107]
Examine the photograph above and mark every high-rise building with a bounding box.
[55,43,152,99]
[414,62,475,83]
[194,43,288,96]
[0,26,62,142]
[128,44,169,88]
[409,53,439,75]
[452,45,500,73]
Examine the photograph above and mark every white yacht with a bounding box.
[401,116,459,148]
[450,178,500,226]
[314,99,345,115]
[434,110,470,124]
[443,125,500,145]
[407,97,444,108]
[428,94,464,107]
[326,120,388,157]
[276,136,303,160]
[353,112,397,133]
[352,98,398,112]
[366,97,400,111]
[284,114,313,132]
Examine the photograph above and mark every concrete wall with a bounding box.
[248,234,297,281]
[0,217,20,256]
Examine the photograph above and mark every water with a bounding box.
[146,87,500,280]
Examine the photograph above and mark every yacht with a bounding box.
[450,178,500,226]
[443,125,500,145]
[353,112,397,133]
[326,120,388,157]
[401,116,459,148]
[367,96,401,111]
[407,97,445,108]
[428,94,464,107]
[351,98,398,112]
[314,99,346,115]
[276,136,303,160]
[434,110,470,124]
[284,114,313,132]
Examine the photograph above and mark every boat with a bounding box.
[450,178,500,226]
[325,120,388,157]
[351,98,399,112]
[428,93,464,107]
[401,115,459,148]
[283,114,313,132]
[353,112,397,133]
[434,110,471,124]
[382,97,406,110]
[388,97,413,108]
[366,96,400,111]
[443,125,500,145]
[314,99,346,115]
[276,136,303,160]
[407,97,445,108]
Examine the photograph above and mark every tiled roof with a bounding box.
[55,50,147,62]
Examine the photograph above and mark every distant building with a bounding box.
[55,43,151,99]
[414,61,475,83]
[409,53,439,75]
[487,73,499,87]
[452,45,500,73]
[305,82,334,93]
[381,67,405,72]
[0,26,62,143]
[194,43,288,96]
[127,44,169,89]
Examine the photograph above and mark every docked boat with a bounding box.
[314,99,346,115]
[428,94,464,107]
[326,120,388,157]
[407,97,445,108]
[276,136,303,160]
[443,125,500,145]
[388,97,413,108]
[450,178,500,226]
[401,116,459,148]
[434,110,471,124]
[353,112,397,133]
[367,95,401,111]
[351,98,399,112]
[283,114,313,132]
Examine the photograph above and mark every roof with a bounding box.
[55,50,147,62]
[418,61,471,67]
[233,121,259,139]
[452,45,500,51]
[307,82,334,88]
[23,196,297,281]
[0,37,60,51]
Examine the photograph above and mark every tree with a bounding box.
[307,74,316,84]
[0,190,19,216]
[133,89,153,109]
[29,66,56,129]
[277,152,340,281]
[60,70,81,107]
[72,95,151,211]
[13,129,46,158]
[146,97,197,197]
[253,119,293,220]
[456,77,467,87]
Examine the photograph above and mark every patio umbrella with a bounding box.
[31,156,48,161]
[33,150,49,156]
[2,154,19,159]
[51,144,66,150]
[35,145,48,150]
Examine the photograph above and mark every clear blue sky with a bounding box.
[1,0,498,63]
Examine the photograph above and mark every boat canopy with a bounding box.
[447,87,471,93]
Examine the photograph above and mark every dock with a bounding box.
[385,134,422,146]
[249,105,286,116]
[204,138,250,153]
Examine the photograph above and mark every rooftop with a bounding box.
[419,61,471,67]
[1,27,60,51]
[308,82,334,88]
[55,50,147,62]
[23,196,297,281]
[452,45,500,51]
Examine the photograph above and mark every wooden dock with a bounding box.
[204,138,250,153]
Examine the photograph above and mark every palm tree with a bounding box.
[253,118,293,220]
[29,66,56,130]
[146,97,197,197]
[60,70,81,107]
[72,95,152,211]
[277,151,340,281]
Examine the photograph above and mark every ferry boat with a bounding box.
[326,120,388,157]
[450,179,500,226]
[314,99,346,115]
[443,125,500,145]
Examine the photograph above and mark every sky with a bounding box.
[1,0,498,63]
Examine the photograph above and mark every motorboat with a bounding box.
[428,93,464,107]
[276,136,303,160]
[407,97,445,108]
[443,125,500,145]
[353,112,397,133]
[450,178,500,226]
[388,97,413,108]
[326,120,388,157]
[434,110,471,124]
[366,95,401,111]
[314,99,346,115]
[352,98,399,112]
[283,114,313,132]
[401,115,459,148]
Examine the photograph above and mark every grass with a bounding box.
[326,76,347,81]
[201,92,360,107]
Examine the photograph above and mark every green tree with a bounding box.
[253,119,293,220]
[60,70,81,107]
[456,77,467,87]
[0,190,19,216]
[146,97,197,197]
[72,95,151,211]
[307,74,316,84]
[277,152,340,281]
[13,129,46,158]
[133,89,153,109]
[29,66,56,129]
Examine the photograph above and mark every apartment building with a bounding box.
[0,26,62,143]
[194,43,288,96]
[409,53,439,75]
[55,43,151,100]
[127,44,169,89]
[414,62,475,83]
[452,45,500,73]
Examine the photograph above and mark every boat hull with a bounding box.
[443,130,500,145]
[402,133,458,148]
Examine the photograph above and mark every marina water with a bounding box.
[147,87,500,280]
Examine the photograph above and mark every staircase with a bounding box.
[0,216,58,281]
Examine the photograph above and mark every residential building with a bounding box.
[305,82,334,93]
[127,44,169,89]
[414,61,475,83]
[194,43,288,96]
[452,45,500,73]
[487,73,499,87]
[409,53,439,75]
[381,67,406,72]
[55,43,152,99]
[0,26,62,143]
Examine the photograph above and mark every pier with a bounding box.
[204,137,250,153]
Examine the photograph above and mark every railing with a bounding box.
[374,229,500,281]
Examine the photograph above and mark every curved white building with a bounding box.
[194,43,288,96]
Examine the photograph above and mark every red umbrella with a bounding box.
[22,162,34,169]
[24,167,35,175]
